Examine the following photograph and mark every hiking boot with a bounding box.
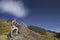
[11,35,13,38]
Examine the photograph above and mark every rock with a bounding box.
[7,22,40,40]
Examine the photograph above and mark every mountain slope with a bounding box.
[7,22,41,40]
[0,18,60,40]
[28,26,60,40]
[0,18,41,40]
[0,18,10,34]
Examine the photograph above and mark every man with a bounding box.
[11,18,19,37]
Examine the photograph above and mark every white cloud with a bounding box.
[0,0,28,18]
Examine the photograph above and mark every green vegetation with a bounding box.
[28,25,46,35]
[0,18,10,34]
[28,25,60,40]
[0,18,60,40]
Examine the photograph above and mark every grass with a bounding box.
[0,35,7,40]
[0,18,60,40]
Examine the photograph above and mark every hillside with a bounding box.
[0,18,11,34]
[0,18,60,40]
[0,18,41,40]
[28,26,60,40]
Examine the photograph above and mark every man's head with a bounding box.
[13,18,16,21]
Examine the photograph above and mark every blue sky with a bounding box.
[0,0,60,32]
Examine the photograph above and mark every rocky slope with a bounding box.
[7,22,41,40]
[0,18,60,40]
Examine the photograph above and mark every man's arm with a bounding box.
[12,21,14,25]
[11,21,14,29]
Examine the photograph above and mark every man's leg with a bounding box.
[13,25,19,34]
[11,28,14,37]
[15,27,19,34]
[11,30,13,37]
